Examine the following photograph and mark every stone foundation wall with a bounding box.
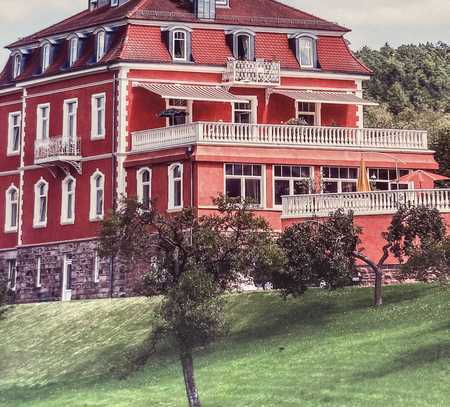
[359,264,409,286]
[0,240,133,303]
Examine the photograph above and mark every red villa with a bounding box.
[0,0,448,302]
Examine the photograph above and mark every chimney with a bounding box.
[195,0,216,20]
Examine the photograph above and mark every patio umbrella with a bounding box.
[357,158,371,192]
[396,170,449,189]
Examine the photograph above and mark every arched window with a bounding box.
[34,179,48,228]
[292,34,317,68]
[137,167,152,210]
[229,30,255,61]
[41,42,51,72]
[5,185,18,232]
[68,37,79,67]
[90,170,105,220]
[12,53,22,79]
[172,30,187,61]
[168,163,183,210]
[96,30,106,62]
[61,176,76,224]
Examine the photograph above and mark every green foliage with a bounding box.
[0,272,7,315]
[385,205,446,262]
[431,126,450,177]
[276,209,360,295]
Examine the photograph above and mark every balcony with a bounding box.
[131,122,429,153]
[223,59,281,86]
[281,189,450,219]
[34,137,82,173]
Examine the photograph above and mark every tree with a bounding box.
[99,196,276,407]
[276,210,360,296]
[0,271,8,319]
[431,126,450,178]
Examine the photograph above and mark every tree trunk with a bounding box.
[353,251,383,307]
[180,351,201,407]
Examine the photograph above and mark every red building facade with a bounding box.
[0,0,448,302]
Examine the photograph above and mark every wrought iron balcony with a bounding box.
[223,59,281,86]
[281,189,450,219]
[131,122,429,152]
[34,137,82,173]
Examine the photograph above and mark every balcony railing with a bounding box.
[131,122,429,152]
[34,137,81,164]
[223,59,281,86]
[281,189,450,219]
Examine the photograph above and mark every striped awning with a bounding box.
[272,89,378,106]
[133,82,249,103]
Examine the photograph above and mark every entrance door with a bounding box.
[62,255,73,301]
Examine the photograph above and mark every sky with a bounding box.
[0,0,448,66]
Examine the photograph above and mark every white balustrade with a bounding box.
[223,60,281,85]
[131,122,428,152]
[282,189,450,219]
[34,137,81,163]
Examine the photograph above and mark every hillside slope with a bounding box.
[0,285,449,407]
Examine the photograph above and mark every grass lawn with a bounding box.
[0,284,449,406]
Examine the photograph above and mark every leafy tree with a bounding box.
[99,196,276,407]
[431,126,450,178]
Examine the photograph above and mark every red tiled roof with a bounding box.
[8,0,348,48]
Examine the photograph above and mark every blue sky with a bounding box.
[0,0,448,66]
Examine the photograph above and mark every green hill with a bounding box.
[0,285,449,407]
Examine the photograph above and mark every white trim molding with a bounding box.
[90,169,105,221]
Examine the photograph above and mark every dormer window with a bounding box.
[228,30,255,61]
[68,37,79,67]
[111,0,119,6]
[291,34,318,69]
[96,30,106,62]
[162,26,192,63]
[12,53,22,79]
[41,42,51,72]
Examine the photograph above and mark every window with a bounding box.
[273,165,312,206]
[111,0,119,7]
[91,93,106,139]
[41,43,51,72]
[93,251,100,283]
[368,168,410,191]
[63,254,73,292]
[63,99,78,141]
[96,30,106,62]
[13,53,22,79]
[61,176,76,224]
[234,32,254,61]
[36,256,42,288]
[37,104,50,140]
[225,163,263,206]
[5,185,18,232]
[168,163,183,210]
[322,167,358,193]
[297,102,318,126]
[68,37,79,67]
[90,170,105,220]
[167,99,189,126]
[233,102,252,124]
[34,179,48,227]
[137,168,151,210]
[7,112,21,155]
[172,30,187,61]
[298,37,314,67]
[7,259,17,291]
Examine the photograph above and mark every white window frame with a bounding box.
[7,259,17,291]
[298,36,314,68]
[61,175,76,225]
[368,168,411,191]
[96,30,106,62]
[137,167,152,209]
[93,251,100,283]
[168,163,183,211]
[172,30,188,62]
[63,98,78,141]
[4,184,19,233]
[68,37,79,67]
[36,103,50,140]
[272,165,313,208]
[322,167,359,194]
[295,102,321,126]
[90,170,105,221]
[33,178,49,228]
[36,256,42,288]
[41,42,51,72]
[224,163,265,208]
[7,111,21,155]
[165,98,192,127]
[13,53,22,79]
[91,93,106,139]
